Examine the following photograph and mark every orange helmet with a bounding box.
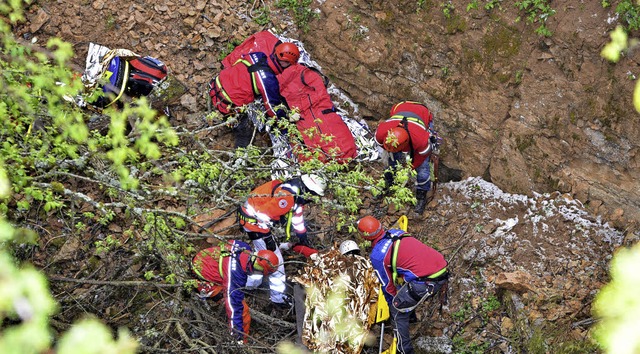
[254,250,279,275]
[383,127,410,153]
[275,42,300,64]
[357,216,384,240]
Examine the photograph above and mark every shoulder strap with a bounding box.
[386,230,407,284]
[391,238,401,284]
[300,64,329,88]
[400,117,415,159]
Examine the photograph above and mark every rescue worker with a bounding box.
[375,101,437,214]
[356,215,449,354]
[237,173,326,307]
[208,42,301,147]
[191,240,280,343]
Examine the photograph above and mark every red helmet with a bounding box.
[357,216,384,240]
[254,250,279,275]
[383,127,410,153]
[275,42,300,64]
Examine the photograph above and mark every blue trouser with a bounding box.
[390,305,414,354]
[388,152,431,192]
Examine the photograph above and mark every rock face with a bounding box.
[297,0,640,231]
[13,1,639,229]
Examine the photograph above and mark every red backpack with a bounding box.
[222,31,281,69]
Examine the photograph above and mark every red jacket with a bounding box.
[375,101,433,169]
[278,64,357,163]
[370,231,447,302]
[210,52,286,119]
[191,240,254,339]
[239,179,307,238]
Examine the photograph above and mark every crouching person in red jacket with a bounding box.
[191,240,280,343]
[357,216,449,354]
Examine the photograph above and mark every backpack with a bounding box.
[125,56,168,97]
[222,31,281,69]
[94,55,167,108]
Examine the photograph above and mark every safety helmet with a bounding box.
[383,127,410,153]
[254,250,279,275]
[275,42,300,64]
[301,173,326,196]
[339,240,361,256]
[357,216,384,240]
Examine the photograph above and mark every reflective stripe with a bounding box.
[238,207,258,224]
[391,239,400,284]
[214,76,233,104]
[105,60,130,107]
[233,58,260,96]
[389,114,426,128]
[428,267,447,279]
[285,211,293,241]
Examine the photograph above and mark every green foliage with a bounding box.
[254,6,271,26]
[217,38,242,61]
[275,0,319,33]
[441,1,455,19]
[56,318,137,354]
[94,235,122,256]
[514,0,555,36]
[615,0,640,30]
[485,0,502,11]
[601,26,629,63]
[452,292,504,353]
[601,26,640,113]
[466,0,479,11]
[593,243,640,354]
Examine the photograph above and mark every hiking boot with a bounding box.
[233,113,253,148]
[414,189,428,214]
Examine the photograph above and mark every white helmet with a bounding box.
[339,240,360,256]
[301,174,326,196]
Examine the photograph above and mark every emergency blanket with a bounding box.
[292,250,379,354]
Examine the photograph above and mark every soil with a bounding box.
[8,0,640,353]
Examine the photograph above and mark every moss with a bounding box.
[516,135,534,152]
[496,71,511,83]
[445,14,467,34]
[569,110,577,124]
[461,46,483,72]
[482,24,522,61]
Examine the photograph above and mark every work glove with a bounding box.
[288,111,301,122]
[279,242,293,251]
[197,282,215,299]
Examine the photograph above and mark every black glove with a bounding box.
[296,232,309,246]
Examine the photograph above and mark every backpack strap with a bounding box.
[391,238,401,285]
[300,65,329,89]
[235,57,274,96]
[400,118,415,160]
[105,60,130,107]
[386,229,407,284]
